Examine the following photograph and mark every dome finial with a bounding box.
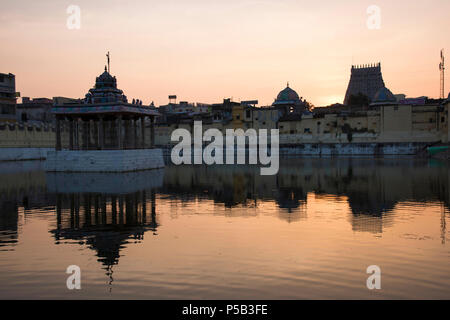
[104,65,107,72]
[106,51,110,73]
[287,81,289,88]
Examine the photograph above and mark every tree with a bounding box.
[341,123,353,142]
[347,93,369,107]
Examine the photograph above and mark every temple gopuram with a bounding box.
[343,63,385,105]
[45,59,164,172]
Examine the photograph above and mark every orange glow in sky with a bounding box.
[1,0,449,106]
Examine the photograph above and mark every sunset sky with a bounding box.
[1,0,449,107]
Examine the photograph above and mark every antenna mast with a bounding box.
[440,49,445,99]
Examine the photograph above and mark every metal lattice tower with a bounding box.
[440,49,445,99]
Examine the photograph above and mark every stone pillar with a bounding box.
[123,118,129,149]
[82,119,89,150]
[69,119,74,150]
[118,116,123,150]
[107,120,113,149]
[92,120,98,149]
[134,118,138,149]
[98,116,105,150]
[55,116,62,151]
[141,116,146,149]
[150,116,155,148]
[74,118,79,150]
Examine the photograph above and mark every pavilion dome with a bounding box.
[95,66,117,89]
[85,66,127,104]
[273,83,301,106]
[371,86,397,105]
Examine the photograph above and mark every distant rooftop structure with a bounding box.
[370,86,397,106]
[52,96,82,105]
[344,63,385,105]
[17,97,53,123]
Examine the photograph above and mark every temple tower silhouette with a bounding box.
[343,63,385,105]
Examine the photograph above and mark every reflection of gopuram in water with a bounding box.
[161,158,450,232]
[46,170,164,287]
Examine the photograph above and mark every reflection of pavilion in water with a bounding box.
[47,170,163,286]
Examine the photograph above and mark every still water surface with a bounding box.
[0,158,449,299]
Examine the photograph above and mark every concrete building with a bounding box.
[16,97,53,123]
[0,73,18,123]
[16,97,82,124]
[210,98,238,124]
[231,103,254,130]
[158,101,211,125]
[252,107,281,131]
[372,87,447,143]
[159,101,210,115]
